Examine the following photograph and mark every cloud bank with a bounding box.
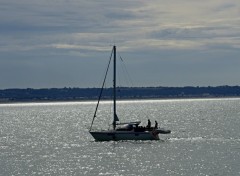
[0,0,240,88]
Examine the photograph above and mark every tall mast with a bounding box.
[113,45,117,130]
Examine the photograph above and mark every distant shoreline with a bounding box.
[0,98,238,105]
[1,86,240,103]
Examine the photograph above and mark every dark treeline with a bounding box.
[1,86,240,102]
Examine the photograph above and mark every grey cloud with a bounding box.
[1,0,240,88]
[214,2,237,12]
[150,26,236,40]
[104,11,136,20]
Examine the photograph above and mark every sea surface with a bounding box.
[0,98,240,176]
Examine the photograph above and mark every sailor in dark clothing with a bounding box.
[155,120,158,129]
[147,119,151,129]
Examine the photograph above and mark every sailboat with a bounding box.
[89,46,171,141]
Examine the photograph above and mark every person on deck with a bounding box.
[147,119,151,129]
[155,120,158,129]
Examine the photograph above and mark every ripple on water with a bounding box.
[0,99,240,175]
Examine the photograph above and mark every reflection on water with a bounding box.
[0,98,240,175]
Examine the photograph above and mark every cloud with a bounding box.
[0,0,240,88]
[1,0,239,52]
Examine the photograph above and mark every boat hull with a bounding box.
[156,128,171,134]
[90,131,159,141]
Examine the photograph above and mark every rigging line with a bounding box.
[118,57,128,87]
[119,55,135,87]
[116,57,125,96]
[119,55,150,121]
[89,47,114,132]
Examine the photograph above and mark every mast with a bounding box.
[113,45,117,130]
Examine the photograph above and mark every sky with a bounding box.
[0,0,240,89]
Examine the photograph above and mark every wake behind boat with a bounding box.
[89,46,171,141]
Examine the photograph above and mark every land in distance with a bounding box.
[1,86,240,102]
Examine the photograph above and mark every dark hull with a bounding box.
[90,131,159,141]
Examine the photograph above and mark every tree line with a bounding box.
[1,86,240,102]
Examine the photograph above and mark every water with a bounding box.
[0,98,240,176]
